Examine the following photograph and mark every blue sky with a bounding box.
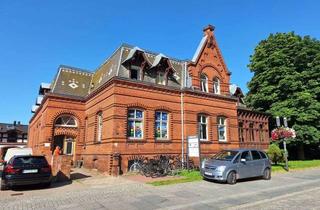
[0,0,319,124]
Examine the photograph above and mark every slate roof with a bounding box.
[43,44,186,100]
[0,123,28,134]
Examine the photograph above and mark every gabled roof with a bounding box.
[0,123,28,134]
[191,35,207,63]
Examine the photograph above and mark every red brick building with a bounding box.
[28,25,269,175]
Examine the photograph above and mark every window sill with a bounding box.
[127,139,147,143]
[93,141,101,145]
[218,141,230,144]
[200,140,212,144]
[155,139,172,143]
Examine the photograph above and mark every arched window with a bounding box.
[213,77,220,94]
[155,111,168,139]
[200,74,208,92]
[55,115,77,127]
[128,109,143,139]
[218,116,227,141]
[198,115,208,140]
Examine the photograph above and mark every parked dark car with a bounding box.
[201,149,271,184]
[1,155,52,190]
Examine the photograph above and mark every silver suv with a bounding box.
[201,149,271,184]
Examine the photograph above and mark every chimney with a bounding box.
[13,121,16,126]
[203,24,215,36]
[18,121,21,125]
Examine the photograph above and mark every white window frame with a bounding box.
[213,77,220,94]
[198,115,208,141]
[200,74,208,93]
[55,115,77,128]
[128,109,144,139]
[218,117,227,142]
[155,111,169,140]
[97,112,103,142]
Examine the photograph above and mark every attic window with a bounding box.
[156,72,166,85]
[130,65,140,80]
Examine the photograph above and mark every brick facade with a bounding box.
[28,25,270,175]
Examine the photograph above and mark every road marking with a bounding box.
[157,179,320,210]
[226,186,320,209]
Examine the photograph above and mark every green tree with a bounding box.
[267,144,284,165]
[246,32,320,159]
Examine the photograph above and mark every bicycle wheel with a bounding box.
[129,162,141,173]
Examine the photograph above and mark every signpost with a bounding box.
[276,116,289,171]
[187,135,201,170]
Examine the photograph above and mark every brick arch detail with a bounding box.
[126,103,149,110]
[50,110,82,127]
[53,127,78,138]
[200,64,224,80]
[153,106,173,113]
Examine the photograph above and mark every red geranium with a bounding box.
[271,127,296,141]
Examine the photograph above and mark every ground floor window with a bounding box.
[155,111,168,139]
[218,116,227,141]
[128,109,143,139]
[198,115,208,140]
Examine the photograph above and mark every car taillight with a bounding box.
[4,164,20,174]
[41,165,51,173]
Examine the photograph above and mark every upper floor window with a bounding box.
[155,111,168,139]
[200,74,208,92]
[213,77,220,94]
[156,72,166,85]
[198,115,208,140]
[97,112,103,142]
[130,65,140,80]
[218,116,227,141]
[55,115,77,127]
[128,109,143,139]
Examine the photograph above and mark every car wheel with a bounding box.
[263,168,271,180]
[226,171,237,185]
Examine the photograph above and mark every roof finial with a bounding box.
[203,24,215,36]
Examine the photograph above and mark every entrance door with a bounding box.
[53,135,75,155]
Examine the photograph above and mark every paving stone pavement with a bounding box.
[1,168,320,210]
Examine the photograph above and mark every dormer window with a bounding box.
[130,65,140,80]
[213,77,220,94]
[200,74,208,92]
[156,72,166,85]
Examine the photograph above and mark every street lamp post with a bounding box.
[276,116,289,171]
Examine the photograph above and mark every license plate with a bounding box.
[204,171,213,176]
[23,169,38,174]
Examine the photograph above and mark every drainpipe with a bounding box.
[181,91,184,166]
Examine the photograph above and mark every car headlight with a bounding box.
[215,166,226,172]
[201,160,206,169]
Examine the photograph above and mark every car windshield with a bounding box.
[12,156,48,166]
[213,150,239,161]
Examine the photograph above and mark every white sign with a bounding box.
[187,136,200,157]
[44,143,51,147]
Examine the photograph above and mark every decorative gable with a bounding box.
[188,25,231,95]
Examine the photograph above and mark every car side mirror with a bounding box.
[240,158,246,163]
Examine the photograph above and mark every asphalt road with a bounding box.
[0,168,320,210]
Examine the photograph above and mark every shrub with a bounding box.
[267,144,285,165]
